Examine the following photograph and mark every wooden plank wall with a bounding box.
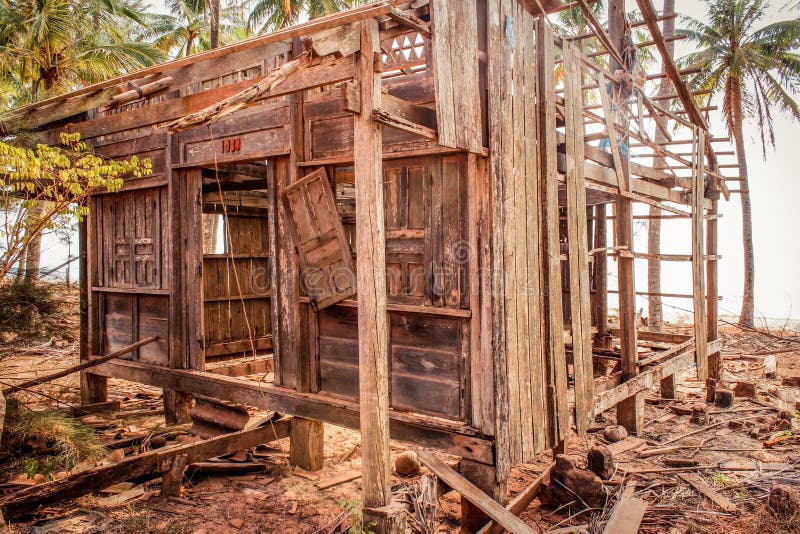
[487,0,568,468]
[562,41,594,435]
[430,0,483,153]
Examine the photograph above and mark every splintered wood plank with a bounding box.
[315,471,361,490]
[521,8,546,455]
[536,16,569,447]
[602,483,648,534]
[511,0,532,460]
[563,40,594,435]
[596,72,628,193]
[487,0,517,467]
[354,19,391,510]
[417,451,535,534]
[430,0,482,152]
[678,473,736,512]
[691,128,708,379]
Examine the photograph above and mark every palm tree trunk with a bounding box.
[646,0,675,330]
[209,0,220,48]
[732,86,755,327]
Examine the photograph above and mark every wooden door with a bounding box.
[281,167,356,310]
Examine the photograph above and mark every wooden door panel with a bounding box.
[281,167,356,310]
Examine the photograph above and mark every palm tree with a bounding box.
[248,0,355,34]
[681,0,800,327]
[0,0,161,103]
[142,0,210,57]
[0,0,161,279]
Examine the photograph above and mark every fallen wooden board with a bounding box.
[678,473,736,512]
[314,471,361,490]
[417,451,535,534]
[476,464,554,534]
[602,484,647,534]
[608,437,647,456]
[0,419,290,520]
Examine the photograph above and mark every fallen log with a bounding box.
[1,337,158,396]
[0,418,290,520]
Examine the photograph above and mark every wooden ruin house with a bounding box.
[5,0,733,529]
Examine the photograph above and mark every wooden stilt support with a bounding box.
[163,390,192,425]
[354,19,395,533]
[692,128,708,380]
[79,217,107,404]
[608,0,643,435]
[289,417,324,472]
[458,459,502,534]
[706,165,721,380]
[660,375,676,399]
[160,454,187,497]
[591,204,611,350]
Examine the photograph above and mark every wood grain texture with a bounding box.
[430,0,482,152]
[563,41,594,435]
[354,19,391,510]
[692,128,708,379]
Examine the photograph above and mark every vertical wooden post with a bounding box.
[355,17,392,519]
[591,204,610,350]
[706,166,721,380]
[608,0,643,435]
[537,16,569,449]
[289,417,324,472]
[692,128,708,380]
[79,216,107,404]
[165,135,192,424]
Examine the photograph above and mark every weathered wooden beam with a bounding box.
[563,40,594,435]
[354,18,391,514]
[475,464,554,534]
[6,2,393,125]
[387,6,431,38]
[105,77,174,109]
[0,420,291,520]
[91,360,494,463]
[633,0,707,129]
[372,108,438,139]
[692,129,708,379]
[2,337,157,396]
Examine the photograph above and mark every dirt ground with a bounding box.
[1,284,799,533]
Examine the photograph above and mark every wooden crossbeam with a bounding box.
[634,0,707,129]
[0,420,291,520]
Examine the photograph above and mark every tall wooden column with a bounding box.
[79,216,107,404]
[706,165,721,380]
[692,128,708,379]
[164,134,193,424]
[608,0,643,434]
[354,18,393,526]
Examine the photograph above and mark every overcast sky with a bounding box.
[37,0,800,324]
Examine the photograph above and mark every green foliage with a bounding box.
[0,132,150,281]
[680,0,800,155]
[3,400,107,470]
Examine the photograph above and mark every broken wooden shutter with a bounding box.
[281,167,356,310]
